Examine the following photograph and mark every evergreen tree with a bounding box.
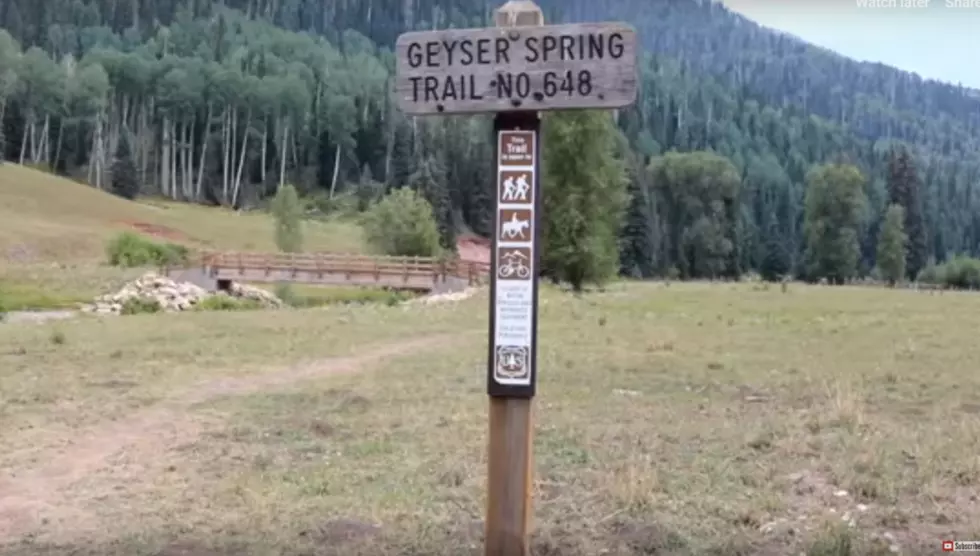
[886,148,928,279]
[391,124,417,190]
[0,126,5,164]
[354,164,383,211]
[876,204,907,286]
[411,155,456,253]
[110,136,139,200]
[803,163,868,283]
[759,213,791,281]
[619,153,656,278]
[541,110,628,291]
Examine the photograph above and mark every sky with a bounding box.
[720,0,980,88]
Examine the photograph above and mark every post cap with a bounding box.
[494,0,544,27]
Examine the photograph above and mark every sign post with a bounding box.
[395,3,637,555]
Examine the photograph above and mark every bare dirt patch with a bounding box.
[120,221,189,242]
[0,334,456,545]
[457,234,490,264]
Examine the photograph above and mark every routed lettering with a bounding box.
[395,22,638,115]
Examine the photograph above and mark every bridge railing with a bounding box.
[194,251,491,286]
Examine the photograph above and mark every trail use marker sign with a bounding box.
[394,2,638,554]
[491,130,537,393]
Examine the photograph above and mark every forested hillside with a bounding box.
[2,0,979,281]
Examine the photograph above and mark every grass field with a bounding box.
[2,282,978,555]
[0,164,367,309]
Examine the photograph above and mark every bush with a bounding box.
[275,283,411,308]
[105,232,189,267]
[270,184,304,253]
[363,187,442,257]
[120,297,162,315]
[195,295,263,312]
[917,255,980,289]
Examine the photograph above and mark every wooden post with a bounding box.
[391,7,638,556]
[485,4,544,555]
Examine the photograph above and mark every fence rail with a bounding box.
[192,251,491,291]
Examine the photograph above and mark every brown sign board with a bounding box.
[499,132,535,166]
[498,208,533,242]
[498,170,533,204]
[394,22,638,116]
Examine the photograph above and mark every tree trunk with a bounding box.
[279,122,289,190]
[222,108,231,204]
[197,102,212,200]
[231,108,251,208]
[329,143,341,199]
[161,114,171,197]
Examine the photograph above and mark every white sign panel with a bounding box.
[492,130,536,386]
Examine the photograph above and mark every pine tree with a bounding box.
[110,136,139,200]
[619,153,655,278]
[876,203,907,286]
[886,148,927,280]
[391,124,417,190]
[411,155,456,253]
[759,213,791,281]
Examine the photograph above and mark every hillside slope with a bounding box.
[545,0,980,156]
[0,164,366,264]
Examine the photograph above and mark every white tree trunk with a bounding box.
[161,114,171,197]
[329,143,341,199]
[279,123,289,190]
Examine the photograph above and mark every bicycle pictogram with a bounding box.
[497,248,531,280]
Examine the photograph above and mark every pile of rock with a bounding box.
[83,273,283,314]
[410,287,482,305]
[225,281,285,308]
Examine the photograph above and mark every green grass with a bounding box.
[0,164,368,308]
[1,282,978,555]
[261,283,416,308]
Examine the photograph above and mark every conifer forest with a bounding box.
[2,0,979,283]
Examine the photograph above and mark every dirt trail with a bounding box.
[0,334,458,544]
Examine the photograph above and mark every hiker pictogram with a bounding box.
[501,172,532,202]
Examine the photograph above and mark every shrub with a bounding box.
[120,297,162,315]
[362,187,442,257]
[105,232,189,268]
[195,295,263,312]
[274,284,411,308]
[270,184,304,253]
[917,255,980,290]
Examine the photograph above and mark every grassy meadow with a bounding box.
[1,282,978,555]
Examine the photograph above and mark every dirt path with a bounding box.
[0,334,459,544]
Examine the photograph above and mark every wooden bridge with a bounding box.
[167,251,491,293]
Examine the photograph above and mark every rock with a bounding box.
[84,272,283,314]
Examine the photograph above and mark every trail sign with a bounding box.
[394,2,638,554]
[394,22,638,115]
[489,130,538,396]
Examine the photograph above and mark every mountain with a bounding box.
[1,0,979,278]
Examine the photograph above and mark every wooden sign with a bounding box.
[394,22,638,115]
[488,129,538,396]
